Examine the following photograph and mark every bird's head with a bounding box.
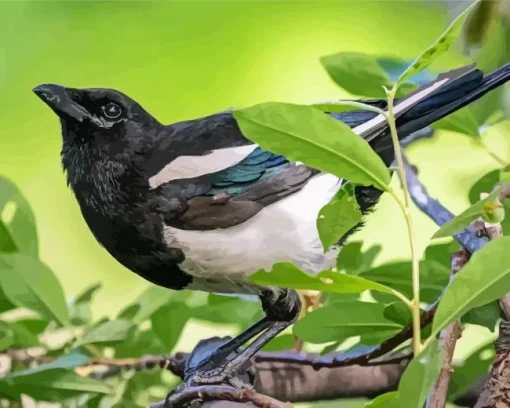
[33,84,163,154]
[33,84,163,197]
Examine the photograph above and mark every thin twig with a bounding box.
[425,250,467,408]
[149,385,292,408]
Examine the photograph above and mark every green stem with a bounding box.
[385,87,422,356]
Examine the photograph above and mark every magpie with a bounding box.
[33,63,510,388]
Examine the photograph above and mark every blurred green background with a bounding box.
[1,1,509,398]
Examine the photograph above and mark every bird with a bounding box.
[33,62,510,389]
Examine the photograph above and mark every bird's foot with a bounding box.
[182,335,255,388]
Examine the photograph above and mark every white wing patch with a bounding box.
[163,173,342,295]
[149,144,258,189]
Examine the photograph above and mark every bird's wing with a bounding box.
[157,145,321,230]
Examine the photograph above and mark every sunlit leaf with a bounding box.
[294,301,403,344]
[0,177,38,256]
[398,339,442,408]
[69,283,101,325]
[75,320,133,347]
[317,183,362,252]
[433,236,510,335]
[193,294,261,325]
[432,188,501,238]
[250,263,405,299]
[118,285,175,325]
[0,253,68,325]
[396,1,478,85]
[233,103,391,190]
[364,391,399,407]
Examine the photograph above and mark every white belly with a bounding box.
[163,173,343,294]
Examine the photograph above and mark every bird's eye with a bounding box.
[101,102,123,120]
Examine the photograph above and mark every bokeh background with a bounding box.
[1,1,509,406]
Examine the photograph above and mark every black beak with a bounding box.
[33,84,91,123]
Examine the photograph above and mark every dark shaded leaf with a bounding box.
[320,52,392,98]
[461,301,500,331]
[113,329,167,358]
[384,302,412,327]
[359,260,449,304]
[151,303,190,353]
[0,177,38,256]
[317,183,362,252]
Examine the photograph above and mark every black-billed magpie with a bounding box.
[33,63,509,388]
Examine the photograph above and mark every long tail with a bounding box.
[398,63,510,136]
[335,63,510,213]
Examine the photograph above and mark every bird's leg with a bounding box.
[185,289,301,387]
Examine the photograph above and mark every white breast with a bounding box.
[163,173,342,294]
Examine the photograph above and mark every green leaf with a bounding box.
[113,329,167,358]
[396,1,478,85]
[317,183,362,252]
[432,188,501,238]
[0,253,68,325]
[501,169,510,184]
[0,177,38,256]
[432,106,480,138]
[233,103,391,190]
[15,349,91,376]
[193,294,261,325]
[448,338,494,399]
[0,284,16,313]
[151,303,190,353]
[9,321,39,348]
[293,301,403,344]
[384,302,412,327]
[320,341,341,355]
[75,320,133,347]
[398,339,442,408]
[424,240,460,269]
[69,283,101,325]
[433,236,510,335]
[462,301,499,331]
[262,334,296,351]
[118,285,174,324]
[359,260,449,304]
[365,391,399,407]
[320,52,392,98]
[250,263,404,299]
[469,170,500,204]
[0,321,13,351]
[1,369,109,402]
[336,241,364,273]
